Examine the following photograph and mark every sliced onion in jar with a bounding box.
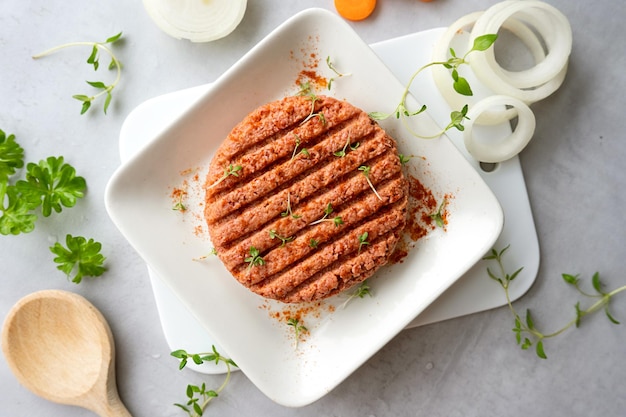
[143,0,247,43]
[463,95,536,163]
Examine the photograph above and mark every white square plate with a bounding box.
[105,8,503,407]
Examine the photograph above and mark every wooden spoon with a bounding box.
[1,289,131,416]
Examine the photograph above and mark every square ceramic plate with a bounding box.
[105,8,503,407]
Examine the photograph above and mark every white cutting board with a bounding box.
[119,28,539,374]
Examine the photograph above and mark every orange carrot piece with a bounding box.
[334,0,377,21]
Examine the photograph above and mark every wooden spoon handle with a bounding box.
[93,396,132,417]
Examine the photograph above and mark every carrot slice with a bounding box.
[334,0,377,21]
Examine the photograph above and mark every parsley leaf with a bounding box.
[50,234,106,283]
[0,129,24,183]
[0,185,37,235]
[16,156,86,217]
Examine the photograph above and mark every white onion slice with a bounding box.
[143,0,247,43]
[431,11,546,124]
[463,95,536,163]
[469,0,572,102]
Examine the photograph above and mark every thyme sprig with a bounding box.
[485,245,626,359]
[369,34,497,138]
[171,346,237,417]
[358,165,382,201]
[33,32,123,115]
[207,164,242,190]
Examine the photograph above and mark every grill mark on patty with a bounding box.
[209,148,403,248]
[248,205,407,297]
[275,230,402,303]
[205,111,377,223]
[204,95,409,303]
[205,96,361,196]
[225,178,407,283]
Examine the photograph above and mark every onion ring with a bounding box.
[469,0,572,100]
[431,11,547,124]
[463,95,536,163]
[143,0,247,43]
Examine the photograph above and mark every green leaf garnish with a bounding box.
[244,246,265,269]
[33,32,123,115]
[171,346,237,416]
[485,245,626,359]
[50,234,106,283]
[15,156,86,217]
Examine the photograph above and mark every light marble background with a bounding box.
[1,1,625,416]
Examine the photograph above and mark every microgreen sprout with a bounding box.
[334,135,359,157]
[297,82,326,126]
[207,164,242,190]
[369,34,497,138]
[291,134,309,160]
[33,32,123,115]
[429,199,447,228]
[309,238,319,248]
[171,345,237,417]
[358,165,382,201]
[244,246,265,270]
[269,229,294,247]
[172,194,186,212]
[398,154,411,165]
[341,280,372,309]
[193,248,218,261]
[310,203,343,227]
[357,232,369,254]
[280,192,301,219]
[326,55,351,90]
[484,245,626,359]
[287,317,308,349]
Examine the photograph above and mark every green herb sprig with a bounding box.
[297,83,326,126]
[485,245,626,359]
[341,280,372,309]
[32,32,123,114]
[369,34,497,138]
[357,232,369,254]
[280,192,301,219]
[358,165,382,201]
[429,198,447,228]
[287,317,308,349]
[269,229,294,247]
[244,246,265,270]
[171,346,237,417]
[207,164,242,190]
[50,234,107,283]
[309,203,343,227]
[326,56,351,90]
[1,133,87,236]
[334,135,359,157]
[291,134,309,160]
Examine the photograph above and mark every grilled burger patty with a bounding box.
[204,94,409,303]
